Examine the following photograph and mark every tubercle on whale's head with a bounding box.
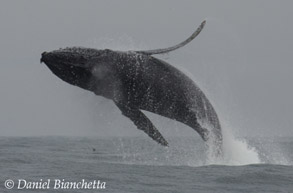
[40,47,106,69]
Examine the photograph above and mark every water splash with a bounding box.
[205,127,262,165]
[109,123,293,167]
[105,121,291,167]
[109,131,263,167]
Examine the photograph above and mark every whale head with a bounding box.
[40,47,106,68]
[41,47,121,98]
[41,47,108,91]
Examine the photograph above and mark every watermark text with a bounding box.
[4,179,106,190]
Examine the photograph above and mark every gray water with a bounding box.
[1,136,292,193]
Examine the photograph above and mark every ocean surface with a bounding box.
[0,136,292,193]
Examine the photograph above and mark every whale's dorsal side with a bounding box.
[135,20,206,55]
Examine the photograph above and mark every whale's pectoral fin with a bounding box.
[115,103,168,146]
[135,20,206,55]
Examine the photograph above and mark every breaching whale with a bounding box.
[41,20,222,154]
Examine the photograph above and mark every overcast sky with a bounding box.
[0,0,292,138]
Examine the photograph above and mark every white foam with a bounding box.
[205,125,262,166]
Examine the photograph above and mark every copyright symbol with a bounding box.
[4,179,14,189]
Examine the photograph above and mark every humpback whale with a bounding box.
[41,20,222,154]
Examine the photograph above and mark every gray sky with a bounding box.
[0,0,292,137]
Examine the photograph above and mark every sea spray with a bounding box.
[205,126,262,165]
